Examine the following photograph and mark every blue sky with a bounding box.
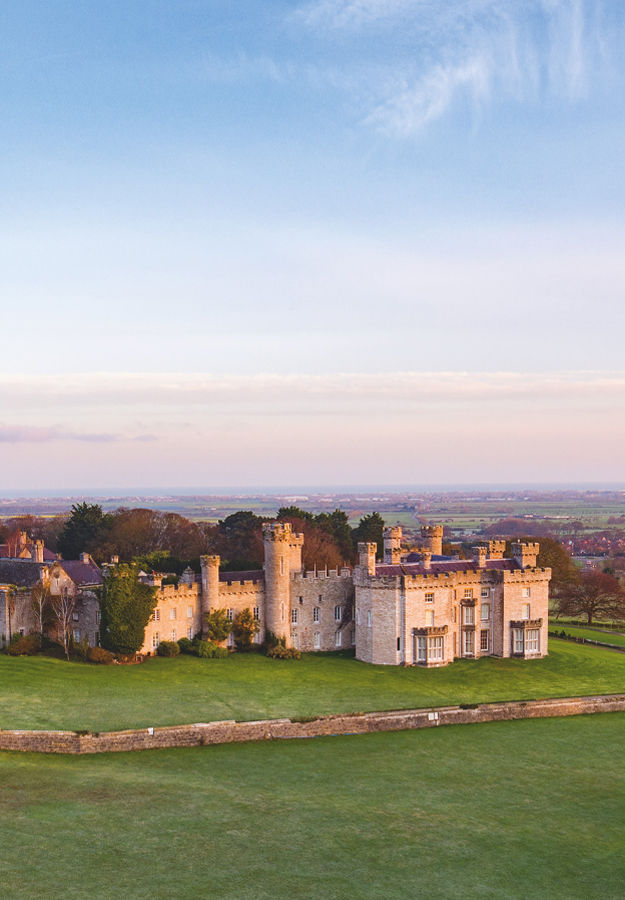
[2,0,625,487]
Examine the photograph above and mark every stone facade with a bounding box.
[140,523,549,666]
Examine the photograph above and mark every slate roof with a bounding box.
[55,559,103,587]
[0,560,46,588]
[219,570,264,584]
[0,544,57,561]
[374,559,519,577]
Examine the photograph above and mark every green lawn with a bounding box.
[2,713,625,898]
[552,624,625,648]
[1,640,625,732]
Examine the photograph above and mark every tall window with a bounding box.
[481,604,490,621]
[463,630,475,655]
[513,628,524,654]
[335,631,342,647]
[522,603,530,620]
[253,606,260,620]
[227,608,234,621]
[170,608,177,620]
[416,636,427,662]
[425,610,434,627]
[152,632,159,648]
[313,606,320,623]
[187,627,193,640]
[171,629,177,641]
[522,587,531,598]
[480,630,489,652]
[463,606,474,625]
[314,631,321,649]
[154,609,160,621]
[334,605,343,622]
[367,610,372,627]
[526,629,540,653]
[291,608,298,624]
[187,606,193,618]
[428,636,444,661]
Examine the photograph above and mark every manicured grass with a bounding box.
[2,714,625,898]
[552,624,625,648]
[1,640,625,732]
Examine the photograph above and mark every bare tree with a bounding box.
[31,581,52,640]
[51,588,75,660]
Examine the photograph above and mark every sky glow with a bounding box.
[2,1,624,488]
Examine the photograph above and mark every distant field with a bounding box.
[551,624,625,648]
[2,714,625,898]
[1,641,625,733]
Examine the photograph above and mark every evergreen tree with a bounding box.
[57,502,112,560]
[351,512,386,558]
[100,564,157,654]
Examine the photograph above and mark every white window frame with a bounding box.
[463,606,474,625]
[313,606,320,623]
[526,628,540,654]
[425,610,434,627]
[335,630,342,648]
[313,631,321,650]
[428,635,444,661]
[481,603,490,621]
[522,603,530,620]
[187,606,193,618]
[416,635,427,663]
[522,587,531,598]
[367,610,372,628]
[424,592,434,603]
[253,606,260,621]
[227,608,234,621]
[481,588,490,599]
[291,608,298,624]
[463,588,473,599]
[463,630,475,655]
[152,632,159,648]
[170,608,177,620]
[334,605,342,622]
[513,628,524,654]
[480,629,489,652]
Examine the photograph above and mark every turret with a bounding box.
[358,542,377,577]
[488,540,505,560]
[383,526,402,564]
[420,524,443,556]
[512,542,539,569]
[200,555,220,631]
[262,523,304,644]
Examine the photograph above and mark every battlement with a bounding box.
[511,541,540,569]
[262,522,304,544]
[294,566,352,583]
[488,540,506,559]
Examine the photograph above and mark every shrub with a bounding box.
[87,646,115,665]
[157,640,180,657]
[177,637,194,654]
[8,634,42,656]
[194,640,228,659]
[266,644,301,660]
[263,632,301,660]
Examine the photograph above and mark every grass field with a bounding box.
[551,624,625,648]
[1,640,625,733]
[2,713,625,898]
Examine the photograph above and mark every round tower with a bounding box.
[262,522,303,644]
[420,524,443,556]
[200,555,220,634]
[383,526,402,564]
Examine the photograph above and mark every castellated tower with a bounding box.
[383,526,402,564]
[200,555,220,633]
[420,524,443,556]
[262,522,304,644]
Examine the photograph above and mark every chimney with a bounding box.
[31,540,44,563]
[473,546,487,568]
[80,552,90,564]
[110,554,119,565]
[421,550,432,570]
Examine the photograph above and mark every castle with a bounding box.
[141,523,550,666]
[0,523,550,664]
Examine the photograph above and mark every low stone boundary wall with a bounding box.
[2,694,625,755]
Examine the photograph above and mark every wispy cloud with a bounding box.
[296,0,619,135]
[0,424,154,444]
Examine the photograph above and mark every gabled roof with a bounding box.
[54,559,103,587]
[0,543,57,561]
